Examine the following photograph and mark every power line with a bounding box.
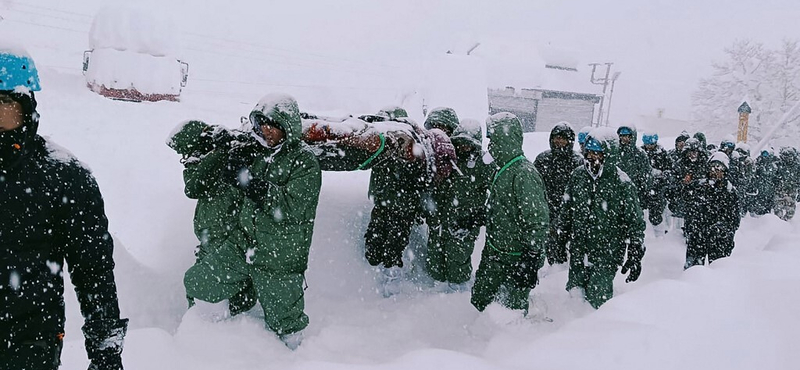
[3,0,94,19]
[3,18,87,34]
[2,7,92,25]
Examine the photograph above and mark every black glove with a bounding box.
[621,242,644,283]
[83,318,128,370]
[222,146,257,187]
[512,248,541,289]
[546,229,568,265]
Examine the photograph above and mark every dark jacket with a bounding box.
[1,136,126,359]
[534,125,583,221]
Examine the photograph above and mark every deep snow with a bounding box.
[3,2,800,370]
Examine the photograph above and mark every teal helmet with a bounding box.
[0,50,41,92]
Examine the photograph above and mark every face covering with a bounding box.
[0,126,28,170]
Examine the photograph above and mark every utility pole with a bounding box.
[604,71,622,127]
[589,62,614,127]
[737,101,751,143]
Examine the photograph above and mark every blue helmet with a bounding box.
[585,137,604,152]
[617,126,633,136]
[0,51,41,92]
[577,131,588,144]
[642,133,659,145]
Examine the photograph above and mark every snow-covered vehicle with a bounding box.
[82,6,188,102]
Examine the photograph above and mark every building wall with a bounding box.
[535,97,597,133]
[488,88,598,133]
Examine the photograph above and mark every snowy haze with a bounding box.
[2,1,800,369]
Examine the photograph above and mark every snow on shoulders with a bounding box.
[616,166,632,183]
[459,118,482,133]
[44,137,91,171]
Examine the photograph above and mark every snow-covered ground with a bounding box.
[3,1,800,369]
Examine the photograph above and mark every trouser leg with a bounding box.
[684,231,707,269]
[365,205,414,268]
[251,268,308,336]
[184,243,251,303]
[424,221,448,282]
[471,253,503,312]
[584,265,616,309]
[1,335,63,370]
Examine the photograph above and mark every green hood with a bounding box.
[167,120,213,156]
[378,106,409,120]
[250,94,302,147]
[486,112,524,165]
[693,132,707,149]
[424,107,459,135]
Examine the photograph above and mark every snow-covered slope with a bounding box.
[3,2,800,370]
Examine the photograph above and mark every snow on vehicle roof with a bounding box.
[90,5,178,57]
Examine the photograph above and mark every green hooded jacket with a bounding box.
[237,95,322,273]
[484,113,550,258]
[433,119,491,227]
[167,120,244,257]
[617,125,653,202]
[554,130,646,269]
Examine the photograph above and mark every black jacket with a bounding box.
[534,149,583,220]
[1,135,126,361]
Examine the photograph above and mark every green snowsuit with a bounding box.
[617,126,653,205]
[426,120,491,284]
[167,121,244,260]
[552,133,646,308]
[471,113,549,312]
[184,95,322,336]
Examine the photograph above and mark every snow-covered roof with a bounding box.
[469,39,600,95]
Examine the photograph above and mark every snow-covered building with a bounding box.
[83,6,188,102]
[470,40,602,132]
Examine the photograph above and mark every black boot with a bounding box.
[229,279,257,316]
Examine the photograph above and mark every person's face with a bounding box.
[619,134,633,146]
[676,140,686,152]
[260,123,286,147]
[644,143,657,152]
[585,150,605,175]
[552,135,569,150]
[0,99,24,132]
[709,163,725,181]
[688,150,699,162]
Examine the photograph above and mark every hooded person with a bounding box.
[684,152,740,268]
[470,113,549,314]
[640,131,673,231]
[577,126,592,153]
[426,117,491,289]
[549,128,646,308]
[183,93,322,350]
[773,146,800,220]
[668,131,691,163]
[1,47,128,368]
[616,125,653,205]
[751,147,778,216]
[534,122,584,222]
[733,142,755,216]
[167,120,259,314]
[669,137,709,219]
